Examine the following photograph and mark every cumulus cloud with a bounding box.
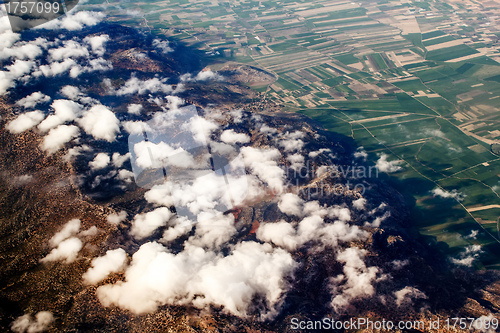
[40,125,80,154]
[96,241,296,318]
[11,311,54,333]
[41,237,83,263]
[241,147,284,192]
[60,85,81,100]
[375,153,403,173]
[330,247,382,311]
[6,111,45,133]
[83,249,128,284]
[89,153,110,170]
[38,11,104,31]
[195,70,223,81]
[451,244,483,267]
[352,197,366,210]
[16,91,50,108]
[107,211,127,225]
[278,193,303,216]
[84,34,109,56]
[144,185,174,207]
[152,39,173,54]
[48,40,89,62]
[127,103,143,115]
[220,129,250,144]
[394,286,427,307]
[38,99,83,132]
[116,76,173,95]
[78,105,120,141]
[431,187,466,201]
[130,207,173,239]
[111,152,130,168]
[49,219,81,247]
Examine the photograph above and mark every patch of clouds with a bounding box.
[89,153,110,170]
[6,111,45,133]
[78,105,120,142]
[96,241,296,318]
[107,211,127,225]
[127,103,143,115]
[11,311,54,333]
[278,193,304,217]
[353,147,367,161]
[49,219,81,247]
[83,248,128,284]
[111,152,130,168]
[241,147,284,193]
[220,129,250,144]
[308,148,331,158]
[84,34,109,56]
[431,187,466,201]
[451,244,483,267]
[38,99,83,132]
[41,237,83,263]
[352,197,366,210]
[152,39,173,54]
[16,91,50,109]
[40,125,80,154]
[48,40,89,62]
[116,76,173,95]
[181,70,223,82]
[394,286,427,307]
[37,11,105,31]
[330,247,383,311]
[375,153,403,173]
[130,207,173,239]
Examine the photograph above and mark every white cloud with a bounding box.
[111,152,130,168]
[78,105,120,142]
[16,92,50,109]
[278,193,303,216]
[220,129,250,144]
[144,185,174,207]
[431,187,466,201]
[352,198,366,210]
[133,141,196,169]
[130,207,173,239]
[6,111,45,133]
[83,248,128,284]
[127,104,143,115]
[241,147,284,192]
[38,11,105,31]
[11,311,54,333]
[96,241,296,318]
[89,153,110,170]
[38,99,83,132]
[60,85,81,100]
[195,70,223,81]
[116,76,173,95]
[152,39,173,54]
[375,153,403,173]
[107,211,127,225]
[49,218,81,247]
[40,125,80,154]
[40,237,83,263]
[84,34,109,56]
[451,244,482,267]
[394,286,427,307]
[330,247,381,311]
[49,40,89,62]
